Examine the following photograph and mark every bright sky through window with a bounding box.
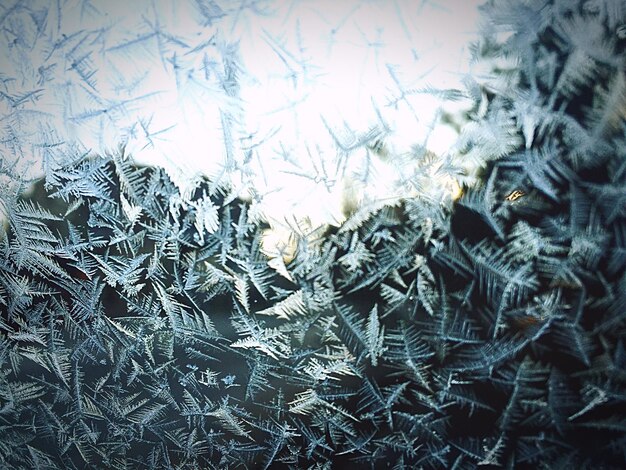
[0,0,483,230]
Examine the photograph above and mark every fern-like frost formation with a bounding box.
[1,0,626,468]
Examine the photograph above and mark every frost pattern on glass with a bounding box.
[1,0,625,468]
[0,0,481,230]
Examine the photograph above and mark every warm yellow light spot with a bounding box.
[261,226,298,265]
[449,177,464,201]
[505,190,525,202]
